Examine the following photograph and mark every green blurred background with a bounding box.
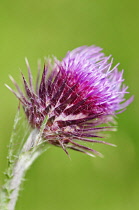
[0,0,138,209]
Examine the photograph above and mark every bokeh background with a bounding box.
[0,0,138,209]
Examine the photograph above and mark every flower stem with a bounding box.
[0,130,49,210]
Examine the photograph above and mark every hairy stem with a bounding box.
[8,151,40,210]
[0,130,49,210]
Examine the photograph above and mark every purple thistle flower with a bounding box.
[6,46,133,157]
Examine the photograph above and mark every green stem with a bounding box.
[0,130,49,210]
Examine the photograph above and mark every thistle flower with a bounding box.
[7,46,133,157]
[1,46,133,210]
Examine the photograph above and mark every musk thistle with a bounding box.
[1,45,133,210]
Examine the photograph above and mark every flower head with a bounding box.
[7,46,133,157]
